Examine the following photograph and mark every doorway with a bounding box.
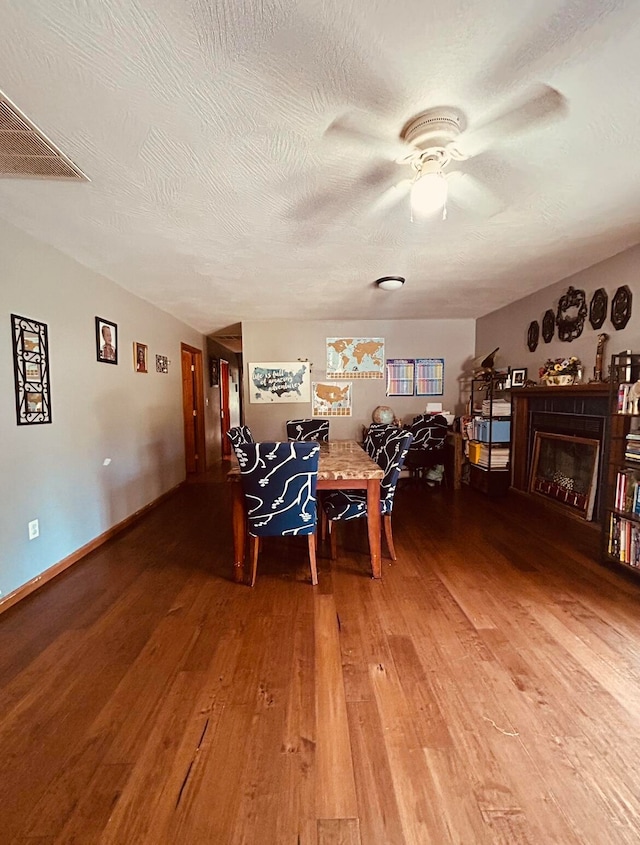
[181,343,206,474]
[220,359,231,458]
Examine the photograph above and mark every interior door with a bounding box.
[181,343,206,474]
[220,359,231,458]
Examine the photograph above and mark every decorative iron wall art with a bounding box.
[11,314,52,425]
[556,286,587,341]
[589,288,608,330]
[527,320,540,352]
[611,285,632,330]
[542,309,555,343]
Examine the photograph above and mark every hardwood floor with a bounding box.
[2,470,640,844]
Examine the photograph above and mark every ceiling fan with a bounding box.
[325,84,568,220]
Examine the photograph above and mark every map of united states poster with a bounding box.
[312,382,352,417]
[248,362,311,403]
[326,337,384,379]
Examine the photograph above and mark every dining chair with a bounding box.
[227,425,254,449]
[404,414,448,486]
[234,441,321,586]
[286,418,330,442]
[363,422,398,460]
[323,428,413,561]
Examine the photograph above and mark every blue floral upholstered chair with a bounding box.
[226,425,254,449]
[234,441,321,587]
[322,428,413,562]
[286,418,330,442]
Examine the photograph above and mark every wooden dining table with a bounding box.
[227,439,384,582]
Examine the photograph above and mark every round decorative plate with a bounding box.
[542,309,555,343]
[589,288,608,330]
[527,320,540,352]
[611,285,632,330]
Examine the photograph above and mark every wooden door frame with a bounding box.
[181,343,207,474]
[220,358,231,459]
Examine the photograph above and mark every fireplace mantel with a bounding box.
[510,383,610,520]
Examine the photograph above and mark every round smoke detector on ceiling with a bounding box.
[375,276,405,291]
[401,107,465,151]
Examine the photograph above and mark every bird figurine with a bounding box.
[473,347,500,379]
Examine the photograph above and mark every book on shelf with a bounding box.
[614,469,640,514]
[617,382,640,415]
[608,513,640,567]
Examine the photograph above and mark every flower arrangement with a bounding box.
[539,356,582,380]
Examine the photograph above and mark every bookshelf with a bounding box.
[467,373,511,496]
[603,352,640,573]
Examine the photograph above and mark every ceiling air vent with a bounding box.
[0,91,89,180]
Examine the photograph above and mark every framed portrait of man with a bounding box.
[96,317,118,364]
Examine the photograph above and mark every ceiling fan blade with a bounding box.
[325,115,414,162]
[446,171,506,218]
[450,85,567,159]
[368,178,412,215]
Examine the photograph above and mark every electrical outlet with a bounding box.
[28,519,39,540]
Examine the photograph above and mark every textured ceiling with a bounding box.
[1,0,640,335]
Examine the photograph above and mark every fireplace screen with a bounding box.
[529,432,600,520]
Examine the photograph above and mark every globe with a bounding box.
[372,405,395,425]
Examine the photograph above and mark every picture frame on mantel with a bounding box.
[511,367,527,387]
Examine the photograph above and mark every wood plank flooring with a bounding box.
[2,470,640,843]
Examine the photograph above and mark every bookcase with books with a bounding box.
[467,373,511,495]
[603,352,640,573]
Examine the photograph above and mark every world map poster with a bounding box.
[326,337,384,379]
[312,381,352,417]
[248,362,311,403]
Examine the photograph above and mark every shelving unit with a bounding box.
[467,373,511,496]
[602,352,640,573]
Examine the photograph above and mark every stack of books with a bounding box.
[481,399,511,417]
[474,445,510,468]
[625,433,640,463]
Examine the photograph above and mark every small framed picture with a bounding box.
[134,342,148,373]
[209,356,219,387]
[11,314,52,425]
[511,367,527,387]
[96,317,118,364]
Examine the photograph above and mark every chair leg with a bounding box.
[320,507,327,543]
[329,520,337,561]
[307,534,318,585]
[383,514,397,561]
[249,536,260,586]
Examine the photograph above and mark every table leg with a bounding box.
[366,478,381,579]
[231,481,246,583]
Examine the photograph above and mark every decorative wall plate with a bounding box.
[589,288,608,330]
[556,286,587,341]
[542,309,555,343]
[527,320,540,352]
[611,285,632,330]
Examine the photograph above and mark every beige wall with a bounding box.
[476,244,640,378]
[0,219,204,600]
[242,318,475,440]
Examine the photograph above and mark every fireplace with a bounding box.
[510,383,609,522]
[529,431,600,520]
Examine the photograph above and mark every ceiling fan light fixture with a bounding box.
[410,171,448,216]
[375,275,405,291]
